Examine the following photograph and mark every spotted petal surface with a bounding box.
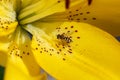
[41,0,120,36]
[0,0,120,80]
[24,22,120,80]
[1,26,46,80]
[0,0,18,37]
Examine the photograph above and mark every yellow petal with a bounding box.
[19,0,65,24]
[19,0,86,24]
[0,36,10,52]
[0,51,7,67]
[0,21,18,37]
[27,22,120,80]
[2,26,46,80]
[0,0,18,37]
[12,0,22,12]
[42,0,120,36]
[4,58,47,80]
[0,35,11,67]
[20,0,40,9]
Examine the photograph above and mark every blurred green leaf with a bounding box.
[0,66,4,80]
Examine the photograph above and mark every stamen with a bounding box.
[65,0,70,9]
[88,0,92,5]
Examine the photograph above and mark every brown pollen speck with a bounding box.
[23,51,25,54]
[92,17,96,20]
[67,31,70,33]
[71,26,73,28]
[63,58,66,61]
[58,0,60,3]
[75,30,78,32]
[20,56,23,58]
[27,52,29,55]
[50,54,52,56]
[36,48,38,50]
[57,52,60,54]
[65,27,68,29]
[77,37,80,39]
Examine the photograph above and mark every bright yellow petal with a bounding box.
[41,0,120,36]
[0,51,7,67]
[1,26,46,80]
[20,0,40,9]
[0,22,18,37]
[0,0,18,37]
[26,22,120,80]
[0,36,10,52]
[4,58,47,80]
[0,33,12,67]
[18,0,86,24]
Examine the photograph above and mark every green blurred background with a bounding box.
[0,66,4,80]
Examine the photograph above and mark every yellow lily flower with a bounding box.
[0,0,120,80]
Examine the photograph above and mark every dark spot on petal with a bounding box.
[27,52,29,55]
[69,15,72,17]
[92,17,96,20]
[75,30,78,32]
[86,12,90,14]
[77,37,80,39]
[73,15,76,16]
[57,52,60,54]
[80,13,83,15]
[23,51,25,54]
[59,49,62,52]
[67,31,70,33]
[83,18,87,20]
[36,48,38,50]
[63,58,66,61]
[64,54,66,55]
[71,26,73,28]
[58,0,61,3]
[25,45,28,47]
[65,27,68,29]
[68,45,71,47]
[75,14,79,16]
[69,11,72,13]
[76,9,79,11]
[70,18,74,20]
[68,50,72,53]
[38,44,40,46]
[77,18,80,21]
[5,28,8,30]
[51,49,54,51]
